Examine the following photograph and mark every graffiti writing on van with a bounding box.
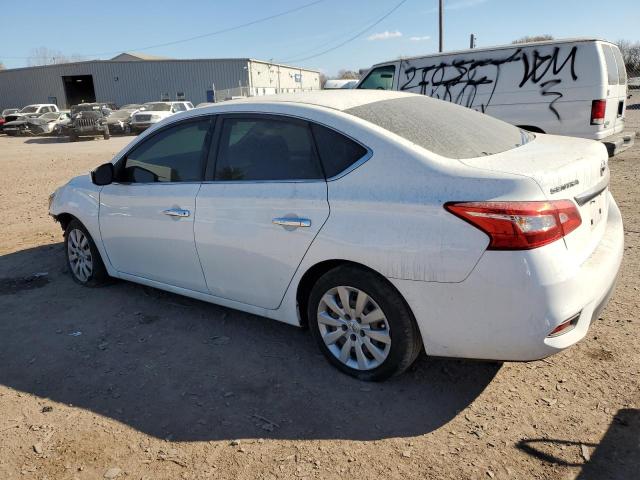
[399,46,578,121]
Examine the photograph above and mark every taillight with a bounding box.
[590,99,606,125]
[444,200,582,250]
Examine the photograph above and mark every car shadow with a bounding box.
[0,243,500,442]
[22,137,69,144]
[516,409,639,479]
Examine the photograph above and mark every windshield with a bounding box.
[20,106,38,113]
[2,109,18,116]
[110,110,133,119]
[71,104,101,114]
[144,103,172,112]
[39,112,59,120]
[346,96,533,159]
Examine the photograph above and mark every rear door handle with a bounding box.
[272,217,311,228]
[163,208,190,218]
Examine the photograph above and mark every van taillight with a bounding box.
[591,99,606,125]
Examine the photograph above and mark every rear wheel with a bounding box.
[103,126,110,140]
[64,220,108,287]
[308,265,422,381]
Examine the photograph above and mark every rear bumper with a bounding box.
[601,130,636,157]
[131,123,153,131]
[390,193,624,361]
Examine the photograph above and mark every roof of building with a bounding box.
[0,57,319,74]
[110,52,174,61]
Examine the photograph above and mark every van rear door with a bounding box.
[600,43,624,135]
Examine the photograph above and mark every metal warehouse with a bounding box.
[0,53,321,110]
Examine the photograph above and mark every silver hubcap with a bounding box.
[317,286,391,371]
[67,228,93,282]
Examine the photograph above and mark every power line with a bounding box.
[277,0,409,64]
[0,0,326,60]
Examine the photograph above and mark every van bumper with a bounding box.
[601,130,636,157]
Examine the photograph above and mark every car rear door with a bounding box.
[99,117,213,292]
[194,114,329,309]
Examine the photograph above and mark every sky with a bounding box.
[1,0,638,75]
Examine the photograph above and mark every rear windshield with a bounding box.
[345,96,533,159]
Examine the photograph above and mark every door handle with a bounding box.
[163,208,190,218]
[272,217,311,228]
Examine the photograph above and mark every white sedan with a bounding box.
[49,91,624,381]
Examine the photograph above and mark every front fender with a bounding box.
[50,175,116,276]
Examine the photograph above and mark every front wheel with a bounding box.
[64,220,109,287]
[308,265,422,381]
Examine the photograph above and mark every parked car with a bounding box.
[324,79,359,89]
[130,101,192,132]
[105,109,138,135]
[29,111,72,136]
[629,77,640,90]
[1,108,20,130]
[65,103,113,141]
[49,91,623,381]
[1,116,41,136]
[357,38,634,156]
[3,104,59,124]
[120,104,144,110]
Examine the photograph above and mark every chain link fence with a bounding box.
[627,66,640,110]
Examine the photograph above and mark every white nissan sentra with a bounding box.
[49,91,624,381]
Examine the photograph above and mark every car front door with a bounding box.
[99,117,213,292]
[195,114,330,309]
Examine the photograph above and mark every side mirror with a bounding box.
[91,162,114,186]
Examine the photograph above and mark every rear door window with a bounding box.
[357,65,396,90]
[310,124,368,178]
[602,44,619,85]
[612,46,627,84]
[213,116,323,181]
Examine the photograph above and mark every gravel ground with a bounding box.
[0,105,638,479]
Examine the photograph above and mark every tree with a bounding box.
[512,34,554,44]
[337,69,360,80]
[319,72,328,88]
[616,39,640,75]
[27,47,85,66]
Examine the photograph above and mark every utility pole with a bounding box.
[438,0,444,52]
[469,33,477,49]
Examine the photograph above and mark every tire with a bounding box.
[64,219,109,287]
[103,126,110,140]
[308,265,422,381]
[69,133,78,142]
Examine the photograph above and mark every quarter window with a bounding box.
[214,117,323,181]
[310,124,368,178]
[120,119,210,183]
[357,65,396,90]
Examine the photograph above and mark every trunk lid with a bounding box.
[459,134,610,261]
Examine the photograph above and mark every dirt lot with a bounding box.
[0,105,639,480]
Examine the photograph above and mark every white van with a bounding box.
[357,38,634,156]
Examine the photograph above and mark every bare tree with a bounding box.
[616,39,640,75]
[319,72,328,88]
[27,47,86,66]
[512,34,554,44]
[337,69,360,80]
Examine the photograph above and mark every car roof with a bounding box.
[200,90,411,113]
